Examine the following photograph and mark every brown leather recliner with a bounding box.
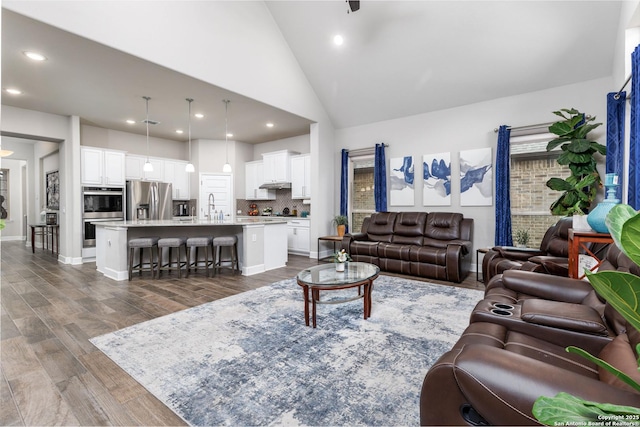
[342,211,473,283]
[420,244,640,425]
[481,217,573,284]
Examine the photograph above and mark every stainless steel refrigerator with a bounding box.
[126,180,173,220]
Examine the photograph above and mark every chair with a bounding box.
[212,235,240,275]
[186,236,213,277]
[128,236,159,280]
[157,237,187,278]
[481,217,573,284]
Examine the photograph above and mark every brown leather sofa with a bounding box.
[341,211,473,283]
[481,217,573,284]
[420,244,640,425]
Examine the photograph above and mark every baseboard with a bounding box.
[1,235,26,241]
[243,264,265,276]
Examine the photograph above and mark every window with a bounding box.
[0,169,9,219]
[350,156,375,232]
[509,133,565,247]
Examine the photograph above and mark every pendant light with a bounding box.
[142,96,154,172]
[222,99,232,173]
[185,98,195,173]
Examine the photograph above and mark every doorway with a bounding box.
[199,173,232,220]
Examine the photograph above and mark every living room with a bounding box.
[2,1,640,425]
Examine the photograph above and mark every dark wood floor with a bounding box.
[0,240,482,426]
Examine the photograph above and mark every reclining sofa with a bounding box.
[420,244,640,425]
[341,211,473,283]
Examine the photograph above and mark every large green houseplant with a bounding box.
[533,204,640,424]
[545,108,606,216]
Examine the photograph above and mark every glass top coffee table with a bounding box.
[296,262,380,328]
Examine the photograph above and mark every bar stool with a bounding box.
[186,236,213,277]
[157,237,188,278]
[128,236,159,280]
[212,235,240,275]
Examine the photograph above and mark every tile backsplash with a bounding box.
[236,189,311,217]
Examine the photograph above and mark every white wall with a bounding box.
[1,105,82,263]
[253,134,311,159]
[81,125,187,160]
[336,77,613,253]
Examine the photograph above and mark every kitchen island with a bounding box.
[94,217,288,281]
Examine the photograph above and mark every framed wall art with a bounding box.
[423,152,451,206]
[459,148,492,206]
[389,156,414,206]
[46,170,60,210]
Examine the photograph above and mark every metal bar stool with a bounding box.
[186,236,213,277]
[157,237,188,278]
[128,236,160,280]
[212,235,240,275]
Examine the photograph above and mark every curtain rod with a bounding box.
[347,143,388,156]
[493,122,554,133]
[614,74,632,100]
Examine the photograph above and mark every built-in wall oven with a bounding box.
[83,187,124,247]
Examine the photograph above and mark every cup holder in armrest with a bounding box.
[492,303,515,311]
[490,308,513,316]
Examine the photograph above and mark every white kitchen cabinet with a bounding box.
[291,154,311,199]
[262,150,298,183]
[81,147,125,186]
[287,218,310,255]
[164,160,190,200]
[245,161,275,200]
[125,155,164,181]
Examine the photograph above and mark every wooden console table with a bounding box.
[568,229,613,279]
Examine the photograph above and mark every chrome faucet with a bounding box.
[208,193,215,220]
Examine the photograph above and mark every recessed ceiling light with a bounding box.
[195,113,204,119]
[333,35,344,46]
[176,129,184,134]
[126,119,136,124]
[5,88,22,95]
[226,133,234,138]
[266,122,275,128]
[23,51,47,61]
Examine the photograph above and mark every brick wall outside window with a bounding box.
[510,156,569,248]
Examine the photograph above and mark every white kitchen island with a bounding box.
[94,217,288,281]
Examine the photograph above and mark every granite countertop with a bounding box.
[93,218,289,227]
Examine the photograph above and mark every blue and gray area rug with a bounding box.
[90,275,483,426]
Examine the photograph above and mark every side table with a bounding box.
[568,229,613,279]
[476,248,490,282]
[317,235,343,263]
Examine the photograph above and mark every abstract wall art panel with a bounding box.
[423,152,451,206]
[459,147,492,206]
[390,155,415,206]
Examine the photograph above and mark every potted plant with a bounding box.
[333,249,352,271]
[533,204,640,424]
[514,229,530,248]
[332,215,349,237]
[545,108,606,228]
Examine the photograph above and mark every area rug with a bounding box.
[90,275,483,426]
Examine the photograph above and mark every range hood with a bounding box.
[259,182,291,190]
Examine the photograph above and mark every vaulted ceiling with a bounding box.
[1,1,623,144]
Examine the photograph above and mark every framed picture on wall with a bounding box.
[459,148,492,206]
[389,156,415,206]
[423,152,451,206]
[46,170,60,210]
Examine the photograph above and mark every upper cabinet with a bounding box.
[262,150,299,183]
[291,154,311,199]
[164,160,190,200]
[81,147,125,187]
[125,155,164,181]
[245,161,275,200]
